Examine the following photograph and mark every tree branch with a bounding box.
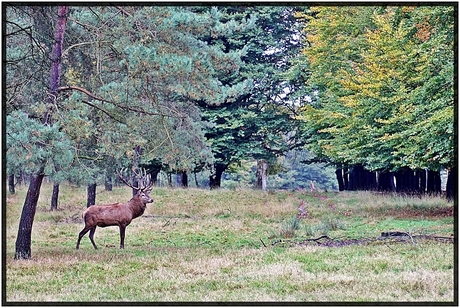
[57,85,112,103]
[62,41,105,58]
[5,21,32,37]
[57,85,172,118]
[80,100,124,123]
[76,155,104,161]
[114,6,132,16]
[54,85,123,123]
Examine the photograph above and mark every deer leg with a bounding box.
[88,226,98,250]
[76,226,91,249]
[119,225,126,249]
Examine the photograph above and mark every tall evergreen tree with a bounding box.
[194,6,309,188]
[60,6,248,176]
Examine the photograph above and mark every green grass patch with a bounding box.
[5,184,454,302]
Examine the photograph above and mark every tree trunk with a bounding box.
[356,165,364,190]
[145,160,162,186]
[378,171,395,192]
[194,172,200,187]
[419,169,427,194]
[343,167,349,190]
[151,170,160,186]
[210,163,226,189]
[132,145,142,196]
[427,170,441,195]
[350,165,377,191]
[366,170,378,191]
[87,183,97,208]
[255,160,268,191]
[43,6,68,126]
[14,6,68,260]
[413,169,421,193]
[335,168,345,191]
[50,183,59,211]
[181,171,188,188]
[446,167,456,201]
[105,172,113,191]
[347,165,361,191]
[377,171,389,192]
[15,170,45,260]
[8,173,15,194]
[167,173,172,187]
[395,167,420,193]
[21,171,28,186]
[395,168,409,193]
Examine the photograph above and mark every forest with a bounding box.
[5,4,455,260]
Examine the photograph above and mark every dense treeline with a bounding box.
[5,5,455,259]
[292,6,455,198]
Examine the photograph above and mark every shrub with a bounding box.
[280,215,300,238]
[305,216,345,237]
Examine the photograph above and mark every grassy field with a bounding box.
[5,183,455,303]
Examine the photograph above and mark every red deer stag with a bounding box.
[76,168,153,250]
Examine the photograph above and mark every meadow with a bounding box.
[5,182,455,303]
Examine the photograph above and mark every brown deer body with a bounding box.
[76,169,153,250]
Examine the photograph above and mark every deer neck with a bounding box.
[128,195,147,218]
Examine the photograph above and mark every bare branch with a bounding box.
[67,17,97,31]
[76,155,104,161]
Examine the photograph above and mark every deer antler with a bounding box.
[141,175,153,191]
[132,168,153,191]
[117,167,152,191]
[117,168,138,190]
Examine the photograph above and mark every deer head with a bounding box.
[117,167,154,202]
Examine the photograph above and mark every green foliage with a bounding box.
[270,149,338,190]
[5,5,316,189]
[220,150,338,191]
[6,6,254,183]
[297,6,455,172]
[5,7,55,116]
[62,6,250,172]
[199,6,310,183]
[6,111,73,179]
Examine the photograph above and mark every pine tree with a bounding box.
[195,6,309,188]
[12,6,69,260]
[6,5,250,258]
